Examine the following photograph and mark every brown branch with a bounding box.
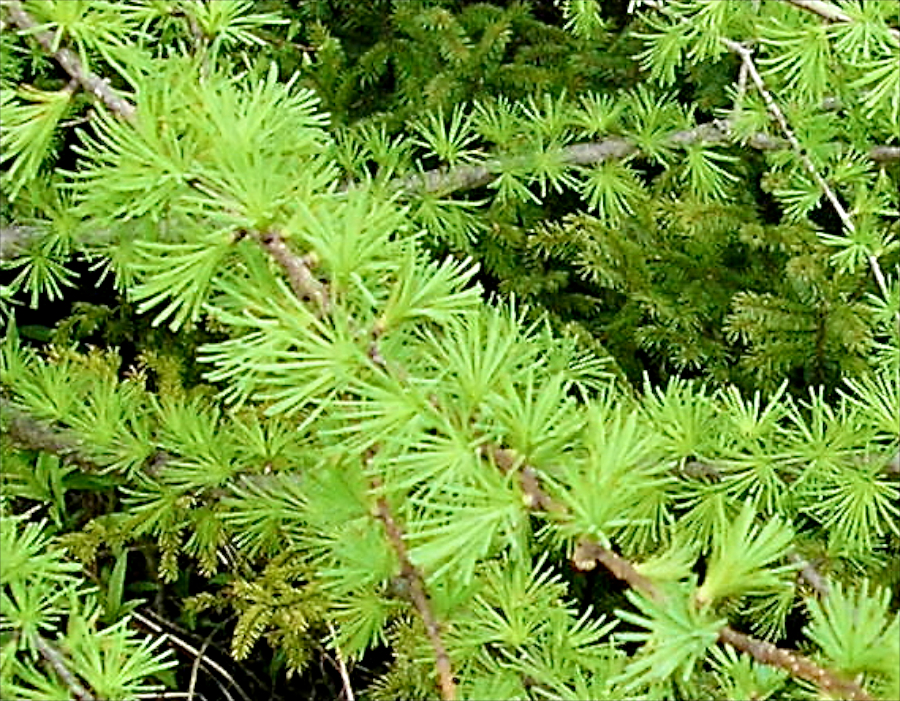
[1,395,176,477]
[572,538,662,600]
[788,552,830,598]
[256,231,451,695]
[256,231,331,315]
[0,224,42,260]
[784,0,851,23]
[385,120,896,197]
[887,451,900,476]
[869,146,900,163]
[370,476,456,701]
[718,626,869,701]
[35,635,96,701]
[679,459,722,482]
[258,234,450,691]
[485,440,870,701]
[2,1,136,121]
[1,396,101,471]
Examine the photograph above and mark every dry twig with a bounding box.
[327,623,356,701]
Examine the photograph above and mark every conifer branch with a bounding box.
[231,224,881,698]
[1,0,137,122]
[721,38,895,315]
[389,121,896,197]
[35,634,96,701]
[370,475,457,701]
[1,395,102,471]
[718,626,870,701]
[783,0,900,42]
[255,231,331,315]
[486,441,871,701]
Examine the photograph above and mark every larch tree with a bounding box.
[0,2,897,700]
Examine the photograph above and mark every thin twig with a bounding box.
[2,1,136,121]
[572,538,662,600]
[722,41,853,233]
[721,38,895,316]
[783,0,900,42]
[132,611,249,701]
[486,441,871,701]
[327,622,356,701]
[256,231,331,315]
[370,475,456,701]
[784,0,851,23]
[35,635,96,701]
[1,395,174,474]
[187,640,210,701]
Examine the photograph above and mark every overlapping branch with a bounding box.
[5,375,879,699]
[255,232,454,696]
[490,444,872,701]
[784,0,900,42]
[2,0,136,121]
[721,37,895,314]
[370,475,457,701]
[389,121,898,197]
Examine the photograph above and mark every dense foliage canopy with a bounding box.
[0,1,898,700]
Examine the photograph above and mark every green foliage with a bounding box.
[0,514,174,699]
[616,581,726,692]
[804,580,900,700]
[1,1,899,699]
